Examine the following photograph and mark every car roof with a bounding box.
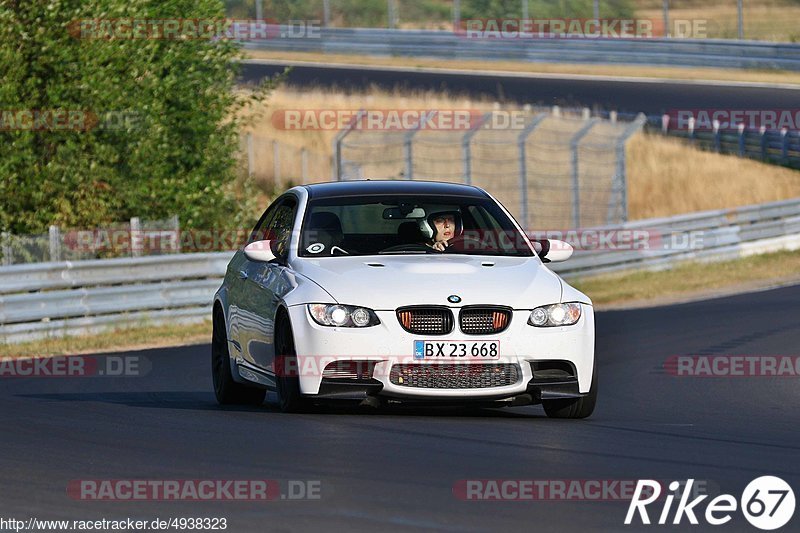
[302,180,488,200]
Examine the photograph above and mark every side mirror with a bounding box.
[534,239,573,263]
[244,240,276,262]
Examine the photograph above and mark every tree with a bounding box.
[0,0,276,234]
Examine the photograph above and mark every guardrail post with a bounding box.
[688,117,695,143]
[760,127,768,160]
[517,113,549,231]
[48,225,61,262]
[569,118,599,228]
[712,119,721,152]
[461,112,490,185]
[130,217,141,258]
[332,109,365,180]
[609,113,647,224]
[781,128,789,164]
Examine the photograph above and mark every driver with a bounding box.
[420,211,462,252]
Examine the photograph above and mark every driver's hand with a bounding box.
[432,240,448,251]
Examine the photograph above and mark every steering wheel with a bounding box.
[443,234,485,253]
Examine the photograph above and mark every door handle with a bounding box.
[238,270,248,280]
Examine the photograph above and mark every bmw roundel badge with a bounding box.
[447,295,461,304]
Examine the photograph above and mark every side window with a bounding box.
[248,205,278,245]
[264,197,297,260]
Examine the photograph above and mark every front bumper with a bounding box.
[286,304,595,400]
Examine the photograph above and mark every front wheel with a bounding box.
[212,308,266,406]
[542,364,597,419]
[274,319,312,413]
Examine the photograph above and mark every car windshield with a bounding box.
[299,194,534,257]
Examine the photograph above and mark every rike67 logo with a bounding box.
[626,477,795,530]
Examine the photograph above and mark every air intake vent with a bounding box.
[396,306,454,335]
[460,307,512,334]
[390,363,520,388]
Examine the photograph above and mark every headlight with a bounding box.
[307,304,381,327]
[528,303,582,327]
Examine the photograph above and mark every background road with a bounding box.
[241,62,800,118]
[2,285,799,532]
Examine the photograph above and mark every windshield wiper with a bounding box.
[378,250,429,254]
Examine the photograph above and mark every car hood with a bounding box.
[291,254,565,310]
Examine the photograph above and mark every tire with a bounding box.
[212,307,266,406]
[274,316,312,413]
[543,363,597,419]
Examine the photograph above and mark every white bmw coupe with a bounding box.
[212,180,596,418]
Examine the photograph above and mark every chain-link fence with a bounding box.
[333,108,645,229]
[240,133,332,186]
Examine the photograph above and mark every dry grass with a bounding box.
[244,50,800,86]
[627,133,800,218]
[0,320,211,358]
[573,249,800,306]
[637,0,800,42]
[243,87,800,220]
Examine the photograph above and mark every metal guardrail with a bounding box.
[243,27,800,71]
[2,198,800,343]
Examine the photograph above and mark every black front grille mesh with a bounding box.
[460,308,512,334]
[397,307,454,335]
[389,363,520,389]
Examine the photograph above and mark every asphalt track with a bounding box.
[240,62,800,117]
[2,284,799,532]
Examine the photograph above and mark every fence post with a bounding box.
[738,123,746,156]
[48,225,61,262]
[712,119,721,152]
[569,118,599,228]
[461,112,490,185]
[688,116,695,143]
[403,110,438,180]
[130,217,141,258]
[332,109,365,180]
[246,133,254,177]
[301,148,309,184]
[760,126,768,160]
[171,215,180,253]
[272,140,281,184]
[609,114,647,224]
[1,231,11,266]
[517,113,548,231]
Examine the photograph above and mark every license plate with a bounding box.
[413,340,500,359]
